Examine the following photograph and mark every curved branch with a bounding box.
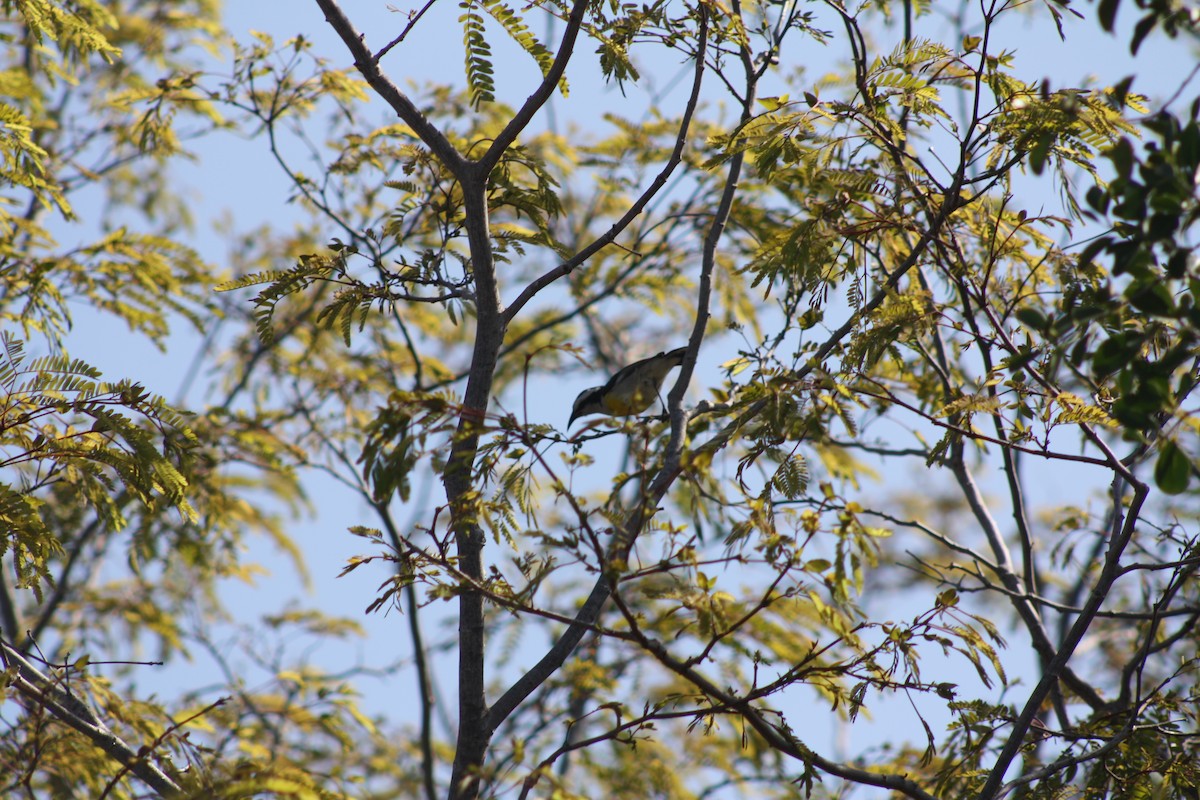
[665,0,749,458]
[502,22,710,323]
[696,181,965,461]
[313,0,468,177]
[487,10,712,731]
[977,477,1151,800]
[628,632,940,800]
[478,0,590,175]
[0,640,183,797]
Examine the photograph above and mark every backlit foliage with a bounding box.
[2,0,1199,799]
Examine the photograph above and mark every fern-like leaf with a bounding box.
[460,0,496,108]
[223,257,338,345]
[482,0,568,96]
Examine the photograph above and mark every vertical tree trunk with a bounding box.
[445,176,505,800]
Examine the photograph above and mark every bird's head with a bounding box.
[569,385,605,426]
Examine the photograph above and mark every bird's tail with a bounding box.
[663,346,688,365]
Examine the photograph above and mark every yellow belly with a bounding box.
[601,385,656,416]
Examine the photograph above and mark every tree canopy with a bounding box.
[2,0,1200,798]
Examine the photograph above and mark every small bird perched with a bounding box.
[569,347,688,426]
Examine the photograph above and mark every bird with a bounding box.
[569,346,688,426]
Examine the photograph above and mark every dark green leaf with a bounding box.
[1077,236,1111,268]
[1127,278,1175,316]
[1110,138,1135,180]
[1129,14,1157,54]
[1085,185,1109,213]
[1092,334,1139,377]
[1014,307,1046,329]
[1154,440,1190,494]
[1097,0,1118,31]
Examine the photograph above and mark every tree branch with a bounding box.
[622,627,941,800]
[977,476,1150,799]
[0,639,183,797]
[312,0,469,177]
[478,0,590,175]
[502,21,709,324]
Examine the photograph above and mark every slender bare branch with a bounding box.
[977,477,1150,800]
[0,640,183,797]
[312,0,468,177]
[502,20,709,324]
[478,0,590,175]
